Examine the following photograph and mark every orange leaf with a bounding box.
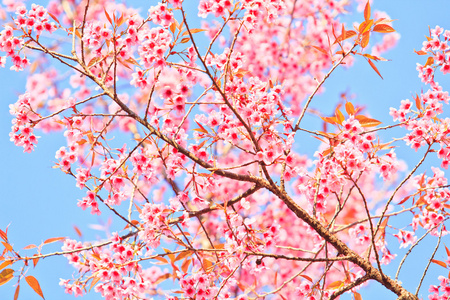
[0,229,7,242]
[345,102,355,115]
[23,244,37,250]
[359,19,373,34]
[26,276,45,299]
[445,244,450,257]
[169,22,177,34]
[154,273,171,285]
[373,24,395,33]
[180,37,190,43]
[354,291,363,300]
[14,285,20,300]
[202,259,214,272]
[174,250,193,262]
[361,31,370,48]
[333,30,357,44]
[364,1,370,21]
[1,242,12,252]
[0,269,14,286]
[327,280,343,289]
[397,195,411,205]
[367,59,383,79]
[312,45,329,56]
[73,226,82,238]
[89,276,101,292]
[424,56,434,67]
[300,274,313,282]
[44,237,65,245]
[104,9,112,25]
[182,28,206,36]
[321,116,338,125]
[355,115,382,127]
[0,260,12,270]
[431,259,447,268]
[32,256,39,268]
[414,94,422,110]
[181,258,192,273]
[335,108,345,125]
[153,256,169,265]
[414,49,428,55]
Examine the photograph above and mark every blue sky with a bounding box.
[1,1,450,299]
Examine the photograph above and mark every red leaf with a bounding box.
[445,244,450,257]
[397,195,411,205]
[104,9,112,25]
[26,276,45,299]
[431,259,447,268]
[367,59,383,79]
[0,230,7,242]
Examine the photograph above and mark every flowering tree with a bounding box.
[1,0,450,299]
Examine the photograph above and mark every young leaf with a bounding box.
[44,237,65,245]
[414,49,428,55]
[367,59,383,79]
[1,242,12,252]
[23,244,37,250]
[359,19,373,34]
[355,115,382,127]
[445,244,450,257]
[73,225,83,238]
[104,9,112,25]
[364,1,371,21]
[335,108,345,124]
[354,291,363,300]
[345,102,355,115]
[373,24,395,33]
[14,285,20,300]
[181,258,192,273]
[311,45,329,56]
[431,259,447,268]
[182,28,206,36]
[0,260,12,270]
[0,268,13,286]
[333,30,357,44]
[327,280,343,289]
[89,276,101,292]
[361,31,370,48]
[424,56,434,67]
[0,229,7,242]
[26,276,45,299]
[180,37,190,43]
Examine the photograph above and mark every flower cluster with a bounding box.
[9,93,39,152]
